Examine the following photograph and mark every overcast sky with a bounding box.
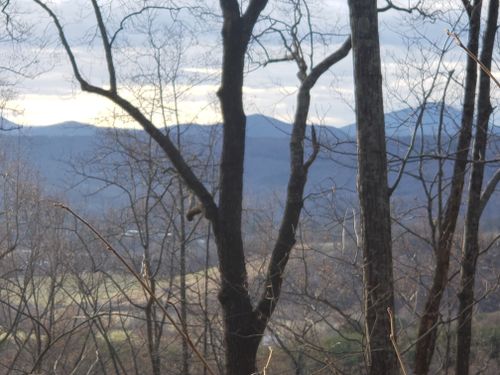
[1,0,494,128]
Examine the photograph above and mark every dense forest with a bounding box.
[0,1,499,375]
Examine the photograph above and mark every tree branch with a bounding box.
[32,0,87,87]
[461,0,473,17]
[219,0,240,18]
[90,0,116,93]
[110,6,199,46]
[302,36,351,90]
[303,125,319,170]
[255,34,350,325]
[33,0,218,225]
[54,203,216,375]
[448,30,500,88]
[378,0,433,18]
[243,0,268,33]
[479,168,500,216]
[101,92,219,224]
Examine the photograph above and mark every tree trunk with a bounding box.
[414,2,482,374]
[145,287,161,375]
[32,1,351,373]
[456,1,498,374]
[347,1,397,374]
[179,185,190,375]
[224,327,261,375]
[216,2,268,374]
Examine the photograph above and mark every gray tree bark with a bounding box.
[347,1,398,374]
[414,2,482,373]
[456,1,499,374]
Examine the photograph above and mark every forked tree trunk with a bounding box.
[215,2,268,374]
[32,1,351,373]
[347,1,398,374]
[456,1,499,374]
[215,3,350,373]
[413,2,482,374]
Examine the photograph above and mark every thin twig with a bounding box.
[387,307,408,375]
[447,30,500,88]
[54,203,216,375]
[262,347,273,375]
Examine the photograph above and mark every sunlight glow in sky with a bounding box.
[1,0,484,128]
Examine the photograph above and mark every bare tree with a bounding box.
[456,1,499,374]
[4,0,353,373]
[347,1,398,374]
[413,2,483,374]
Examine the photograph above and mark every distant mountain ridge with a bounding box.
[1,103,499,224]
[3,114,325,139]
[21,121,99,137]
[4,102,488,139]
[340,103,466,137]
